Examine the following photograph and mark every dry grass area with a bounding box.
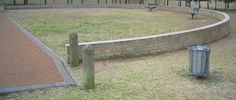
[0,9,235,100]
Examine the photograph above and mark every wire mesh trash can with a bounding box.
[189,44,211,78]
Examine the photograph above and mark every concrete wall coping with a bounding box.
[75,8,229,45]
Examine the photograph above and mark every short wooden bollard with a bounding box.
[82,44,95,89]
[69,33,80,67]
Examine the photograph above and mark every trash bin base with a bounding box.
[190,73,208,78]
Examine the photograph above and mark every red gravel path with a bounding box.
[0,15,63,88]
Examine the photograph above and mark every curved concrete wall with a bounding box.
[67,7,230,60]
[8,5,229,60]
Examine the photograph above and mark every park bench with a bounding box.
[146,3,158,12]
[190,7,200,19]
[0,0,5,12]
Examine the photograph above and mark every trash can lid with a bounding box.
[189,44,210,51]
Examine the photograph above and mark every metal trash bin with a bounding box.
[189,44,211,78]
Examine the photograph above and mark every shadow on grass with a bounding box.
[176,68,224,86]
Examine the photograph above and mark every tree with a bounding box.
[215,0,217,10]
[67,0,73,4]
[125,0,128,4]
[140,0,144,4]
[24,0,28,5]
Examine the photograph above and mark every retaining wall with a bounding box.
[5,0,147,5]
[64,7,230,60]
[7,5,229,60]
[6,4,146,9]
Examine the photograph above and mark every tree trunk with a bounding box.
[227,0,230,8]
[207,0,209,9]
[198,0,201,8]
[24,0,28,5]
[215,0,217,10]
[167,0,169,6]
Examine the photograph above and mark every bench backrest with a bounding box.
[147,3,158,8]
[192,7,200,13]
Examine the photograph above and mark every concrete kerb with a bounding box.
[0,15,76,95]
[65,7,230,60]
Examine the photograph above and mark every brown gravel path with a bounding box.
[0,14,63,88]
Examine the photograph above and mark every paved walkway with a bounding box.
[0,14,74,94]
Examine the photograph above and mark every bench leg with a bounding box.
[149,8,153,12]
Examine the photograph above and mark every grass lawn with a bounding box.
[6,8,218,59]
[1,9,235,100]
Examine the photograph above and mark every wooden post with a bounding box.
[69,33,80,67]
[83,44,95,89]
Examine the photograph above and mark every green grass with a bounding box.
[1,34,236,99]
[1,9,234,100]
[6,8,218,59]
